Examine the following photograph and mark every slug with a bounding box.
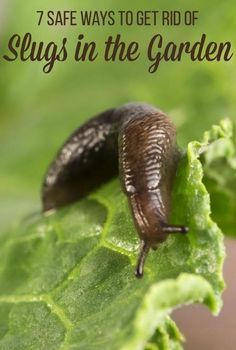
[42,103,188,277]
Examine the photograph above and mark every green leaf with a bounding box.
[0,120,230,349]
[145,317,184,350]
[200,119,236,237]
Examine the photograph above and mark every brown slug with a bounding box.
[42,103,188,277]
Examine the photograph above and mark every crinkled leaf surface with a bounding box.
[201,119,236,237]
[0,120,231,350]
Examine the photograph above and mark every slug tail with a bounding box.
[135,241,150,278]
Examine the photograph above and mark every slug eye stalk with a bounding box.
[162,225,189,234]
[135,241,150,278]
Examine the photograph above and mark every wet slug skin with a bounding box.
[42,103,188,277]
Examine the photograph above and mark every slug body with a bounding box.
[42,103,188,277]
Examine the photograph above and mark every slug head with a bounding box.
[135,224,188,278]
[135,223,188,278]
[133,197,188,278]
[129,193,188,278]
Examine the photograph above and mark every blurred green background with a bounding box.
[0,0,236,233]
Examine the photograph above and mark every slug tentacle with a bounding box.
[42,102,189,277]
[135,240,150,278]
[162,224,189,234]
